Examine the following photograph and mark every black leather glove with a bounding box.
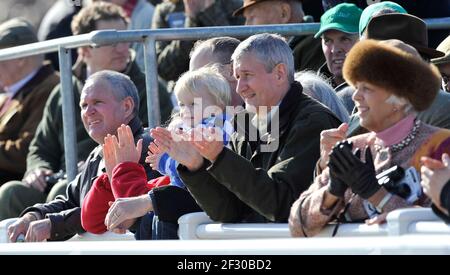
[328,141,380,199]
[327,142,351,198]
[327,174,348,198]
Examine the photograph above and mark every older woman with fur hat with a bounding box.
[289,39,450,237]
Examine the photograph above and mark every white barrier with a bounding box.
[177,208,450,240]
[0,218,17,243]
[1,208,450,254]
[0,235,450,255]
[67,231,135,242]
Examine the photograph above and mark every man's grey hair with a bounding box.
[85,70,140,117]
[231,33,295,83]
[190,36,241,65]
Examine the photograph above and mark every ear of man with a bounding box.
[273,63,288,83]
[279,2,292,23]
[122,96,135,118]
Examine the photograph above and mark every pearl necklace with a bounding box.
[389,119,421,153]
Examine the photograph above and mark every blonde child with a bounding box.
[147,66,234,188]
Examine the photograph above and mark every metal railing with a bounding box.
[0,20,449,181]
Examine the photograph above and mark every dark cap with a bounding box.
[233,0,302,17]
[0,18,38,49]
[365,13,444,59]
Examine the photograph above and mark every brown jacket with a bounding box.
[0,63,59,181]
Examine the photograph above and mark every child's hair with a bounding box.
[174,66,231,109]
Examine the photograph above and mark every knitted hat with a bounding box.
[343,39,441,111]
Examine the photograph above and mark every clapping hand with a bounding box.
[328,141,380,199]
[421,154,450,208]
[146,142,164,170]
[150,127,204,171]
[189,126,224,163]
[319,123,348,170]
[103,124,142,180]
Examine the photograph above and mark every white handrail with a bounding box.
[177,208,450,240]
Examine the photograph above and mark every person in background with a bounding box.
[189,36,243,107]
[91,0,156,71]
[232,0,325,72]
[431,35,450,93]
[0,2,172,221]
[315,3,362,91]
[152,0,243,84]
[37,0,82,70]
[0,18,60,185]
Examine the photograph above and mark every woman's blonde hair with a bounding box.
[174,66,231,109]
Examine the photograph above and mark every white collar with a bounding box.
[4,68,39,98]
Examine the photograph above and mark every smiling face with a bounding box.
[233,53,286,114]
[352,81,406,132]
[321,30,358,85]
[80,79,132,144]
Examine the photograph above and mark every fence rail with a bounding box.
[0,20,448,181]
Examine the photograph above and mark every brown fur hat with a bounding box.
[343,39,441,111]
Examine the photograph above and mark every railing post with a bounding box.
[58,46,78,182]
[143,37,160,128]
